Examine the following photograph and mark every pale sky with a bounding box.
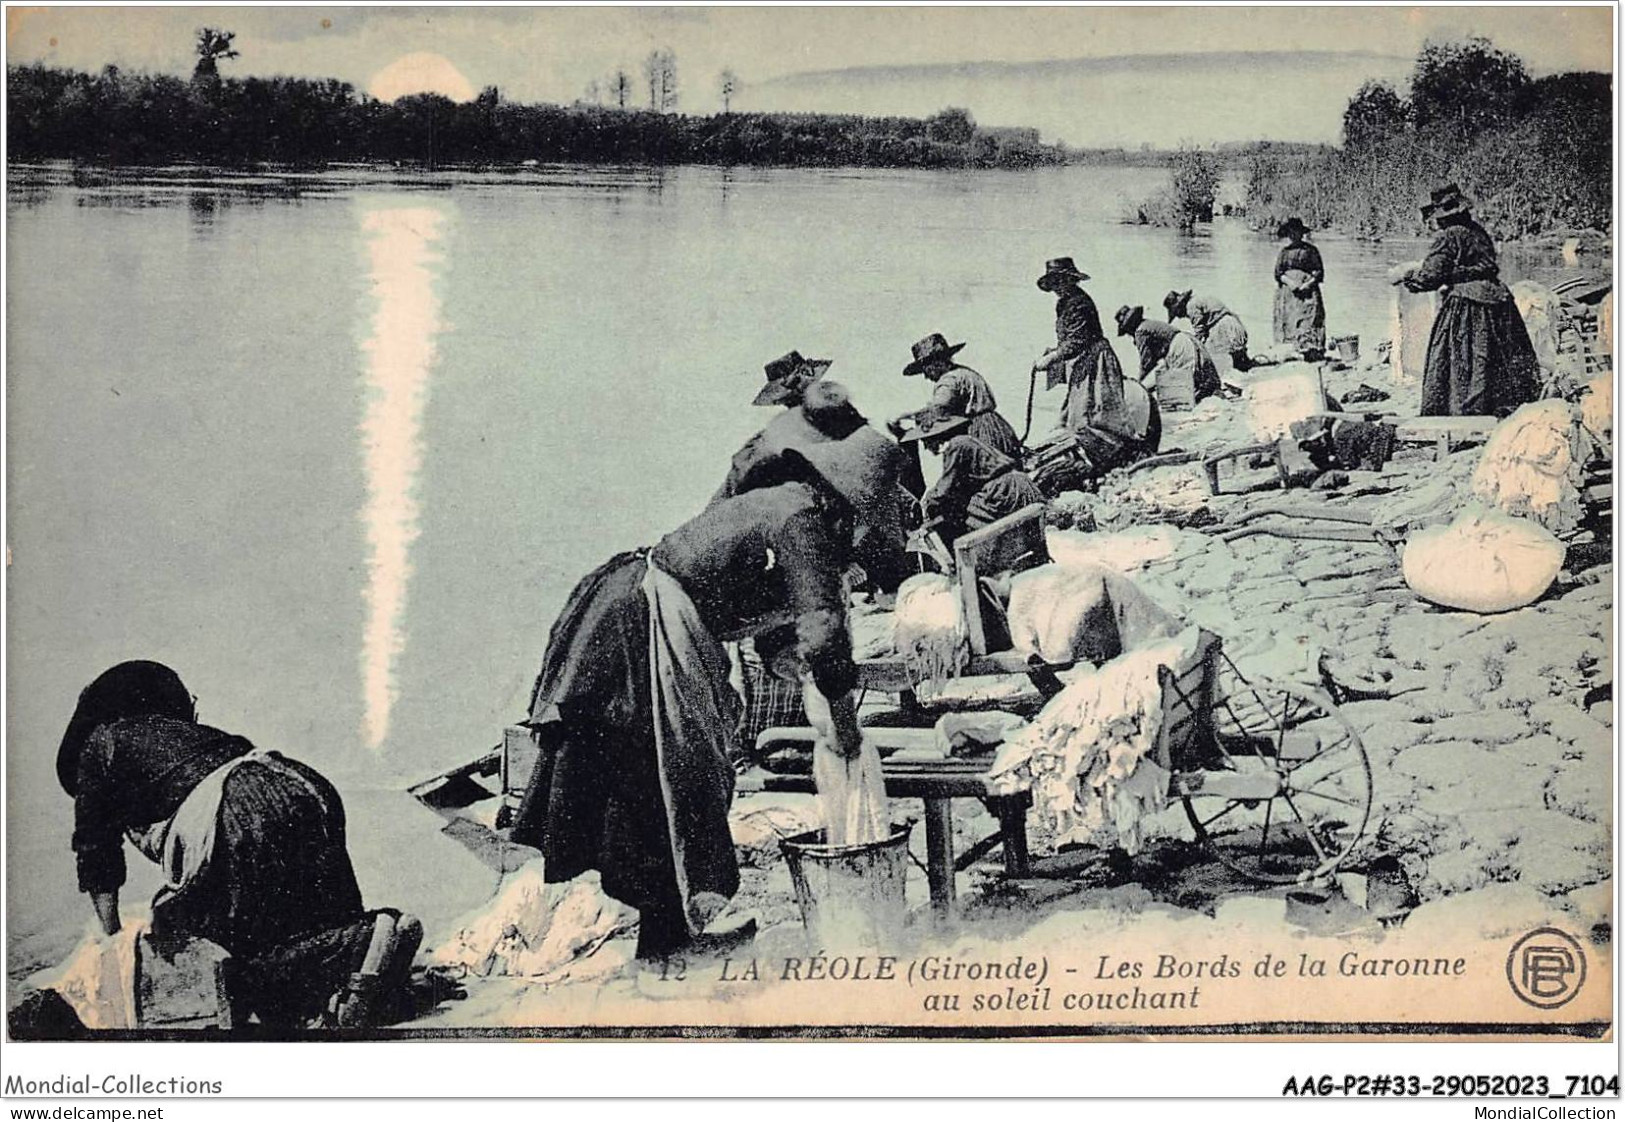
[4,5,1614,144]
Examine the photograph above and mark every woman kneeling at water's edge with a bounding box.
[512,389,909,961]
[59,661,422,1027]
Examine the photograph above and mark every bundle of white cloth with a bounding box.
[891,572,968,685]
[987,627,1201,855]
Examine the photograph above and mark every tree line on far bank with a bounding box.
[6,61,1065,170]
[1244,37,1611,240]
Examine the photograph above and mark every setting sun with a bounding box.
[367,51,476,103]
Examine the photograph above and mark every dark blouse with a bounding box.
[1274,242,1325,285]
[654,481,856,698]
[72,716,251,894]
[931,366,999,416]
[923,436,1019,525]
[1052,288,1106,363]
[1405,220,1511,304]
[1132,320,1181,377]
[920,367,1022,459]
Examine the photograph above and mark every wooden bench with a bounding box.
[1202,441,1282,495]
[1393,415,1499,460]
[738,724,1031,918]
[498,718,1032,919]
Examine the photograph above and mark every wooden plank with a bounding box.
[857,658,915,692]
[757,725,941,754]
[953,503,1050,656]
[407,748,500,800]
[953,830,1008,872]
[923,798,956,916]
[1393,415,1499,437]
[502,725,541,798]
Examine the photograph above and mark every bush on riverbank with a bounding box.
[1244,39,1611,240]
[6,64,1066,170]
[1122,148,1222,229]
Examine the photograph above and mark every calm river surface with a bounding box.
[6,160,1494,981]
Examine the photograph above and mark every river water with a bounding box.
[6,160,1530,984]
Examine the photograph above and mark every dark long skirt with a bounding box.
[510,551,738,951]
[1274,284,1326,353]
[1420,293,1540,417]
[152,757,376,1026]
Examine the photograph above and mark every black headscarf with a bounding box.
[57,661,193,796]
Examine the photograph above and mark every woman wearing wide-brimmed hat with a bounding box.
[749,350,833,408]
[901,405,1045,547]
[1031,257,1108,390]
[512,392,908,961]
[1397,185,1539,417]
[1272,217,1327,359]
[715,378,871,503]
[1116,304,1221,412]
[1164,288,1253,372]
[1024,257,1160,495]
[57,661,421,1027]
[893,333,1022,460]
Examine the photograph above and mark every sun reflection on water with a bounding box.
[357,202,450,751]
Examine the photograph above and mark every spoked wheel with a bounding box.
[1181,663,1372,884]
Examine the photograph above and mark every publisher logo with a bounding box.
[1507,927,1587,1010]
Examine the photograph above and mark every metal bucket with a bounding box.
[1331,334,1360,363]
[780,824,912,950]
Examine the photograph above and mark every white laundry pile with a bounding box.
[430,860,637,980]
[1403,505,1566,614]
[1244,364,1326,441]
[28,914,148,1030]
[987,626,1202,855]
[1094,464,1212,523]
[1511,280,1569,379]
[849,598,898,661]
[891,572,968,685]
[1470,400,1592,534]
[1005,562,1182,666]
[1388,264,1437,384]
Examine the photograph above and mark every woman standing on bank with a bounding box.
[1399,184,1539,417]
[1273,217,1327,360]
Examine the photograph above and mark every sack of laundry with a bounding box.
[1005,562,1181,666]
[1402,505,1565,614]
